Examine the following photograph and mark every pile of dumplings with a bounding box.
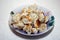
[10,4,50,34]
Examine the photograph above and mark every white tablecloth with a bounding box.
[0,0,60,40]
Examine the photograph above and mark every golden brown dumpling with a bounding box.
[22,18,32,24]
[22,8,28,13]
[34,19,41,28]
[21,12,28,16]
[39,13,44,22]
[28,4,37,10]
[12,13,21,22]
[14,21,24,29]
[44,16,49,23]
[31,28,38,34]
[29,13,38,21]
[39,23,47,32]
[23,24,32,34]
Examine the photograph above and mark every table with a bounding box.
[0,0,60,40]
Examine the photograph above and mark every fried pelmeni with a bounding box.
[12,13,21,22]
[21,7,28,13]
[31,28,38,34]
[39,13,44,22]
[44,16,49,23]
[29,13,38,21]
[34,19,41,28]
[23,24,32,34]
[39,23,47,32]
[22,16,32,24]
[28,4,37,10]
[14,21,24,29]
[21,12,28,16]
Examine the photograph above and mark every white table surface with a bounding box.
[0,0,60,40]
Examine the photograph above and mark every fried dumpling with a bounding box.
[15,21,24,29]
[12,13,21,22]
[28,4,37,10]
[31,28,38,34]
[34,19,41,28]
[39,23,47,32]
[29,13,38,21]
[22,18,32,24]
[22,8,28,13]
[44,16,49,23]
[39,13,44,22]
[21,12,28,16]
[23,24,32,34]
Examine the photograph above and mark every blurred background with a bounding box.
[0,0,60,40]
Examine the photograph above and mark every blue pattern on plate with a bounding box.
[47,16,55,27]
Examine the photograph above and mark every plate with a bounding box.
[8,4,55,36]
